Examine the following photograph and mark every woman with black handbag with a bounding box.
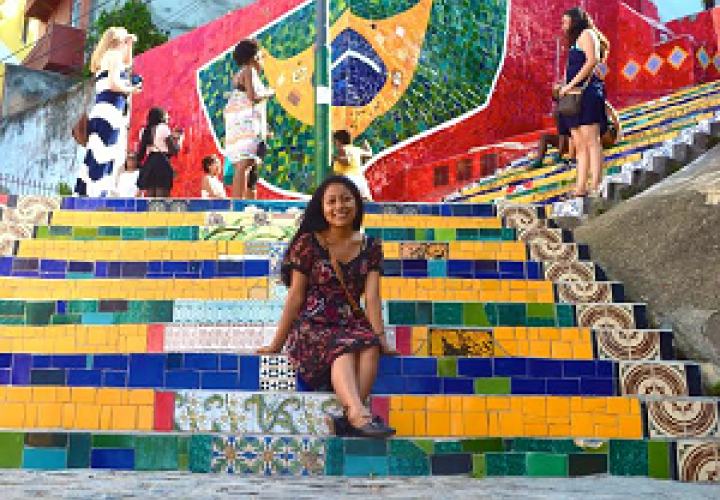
[557,7,609,200]
[136,107,184,198]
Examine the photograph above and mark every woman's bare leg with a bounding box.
[356,346,380,402]
[570,128,588,195]
[331,353,370,426]
[232,159,250,198]
[580,124,604,191]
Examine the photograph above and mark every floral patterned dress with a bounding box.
[282,232,383,389]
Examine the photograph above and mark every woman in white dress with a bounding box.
[74,27,141,196]
[112,151,140,197]
[224,39,275,199]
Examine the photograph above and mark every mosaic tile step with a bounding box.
[0,431,717,482]
[0,353,700,398]
[0,300,650,331]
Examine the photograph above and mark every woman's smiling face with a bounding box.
[322,182,357,228]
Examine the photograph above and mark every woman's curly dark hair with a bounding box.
[233,39,260,66]
[280,175,365,287]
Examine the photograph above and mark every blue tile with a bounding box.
[184,354,218,371]
[31,355,53,369]
[165,371,200,389]
[546,379,580,395]
[457,358,492,378]
[122,262,148,278]
[68,261,94,274]
[344,455,389,477]
[67,370,102,387]
[442,378,474,394]
[219,355,239,371]
[243,260,270,277]
[494,358,528,377]
[371,376,404,394]
[165,353,184,371]
[405,376,441,394]
[93,355,128,370]
[498,261,525,274]
[22,448,68,470]
[527,262,542,280]
[562,360,596,378]
[427,260,447,277]
[107,262,123,277]
[103,372,127,387]
[57,301,67,314]
[596,361,615,378]
[201,261,217,279]
[94,262,108,277]
[447,260,474,279]
[188,262,201,273]
[402,357,437,376]
[40,260,67,273]
[128,354,165,387]
[201,371,238,390]
[0,353,11,368]
[148,261,162,273]
[218,261,243,276]
[0,369,9,384]
[382,260,402,277]
[11,353,31,385]
[238,356,260,390]
[81,313,114,325]
[378,357,402,376]
[0,257,11,276]
[162,262,188,273]
[91,449,135,470]
[527,359,562,378]
[580,378,615,396]
[510,378,546,394]
[52,355,87,369]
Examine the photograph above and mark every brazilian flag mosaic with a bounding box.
[198,0,508,194]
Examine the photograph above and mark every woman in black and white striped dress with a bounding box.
[74,27,141,196]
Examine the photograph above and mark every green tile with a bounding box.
[609,440,648,476]
[435,228,455,242]
[35,226,50,238]
[434,441,462,454]
[510,438,581,454]
[389,440,429,459]
[526,453,568,477]
[463,303,490,327]
[527,303,556,319]
[25,302,56,326]
[437,357,457,377]
[456,229,476,241]
[68,301,98,314]
[0,433,24,468]
[647,441,670,479]
[500,228,516,240]
[135,436,179,471]
[411,440,434,455]
[51,314,81,325]
[472,454,486,478]
[388,302,417,325]
[188,435,212,473]
[73,227,98,239]
[505,452,528,476]
[416,302,433,325]
[98,227,122,237]
[50,226,73,236]
[91,434,135,449]
[67,433,91,469]
[556,304,576,327]
[364,228,382,239]
[121,228,145,240]
[433,302,463,326]
[496,303,527,326]
[0,301,24,316]
[325,437,344,476]
[345,439,387,456]
[461,438,504,454]
[474,377,511,394]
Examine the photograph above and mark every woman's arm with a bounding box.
[244,67,275,104]
[106,51,139,95]
[561,30,598,94]
[364,270,397,354]
[257,270,307,353]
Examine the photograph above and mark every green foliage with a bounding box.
[56,182,73,196]
[86,0,169,64]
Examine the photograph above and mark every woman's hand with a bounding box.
[256,344,282,354]
[559,84,572,98]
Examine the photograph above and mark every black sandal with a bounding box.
[330,413,395,439]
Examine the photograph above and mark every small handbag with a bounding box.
[557,63,597,117]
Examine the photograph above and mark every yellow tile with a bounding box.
[462,396,486,413]
[32,387,57,403]
[62,404,76,428]
[427,412,451,436]
[488,413,501,435]
[426,396,449,412]
[100,406,113,430]
[138,406,154,431]
[524,424,548,437]
[112,406,138,431]
[546,397,570,418]
[551,342,572,359]
[72,387,97,404]
[0,403,25,427]
[37,403,63,427]
[389,396,402,411]
[450,413,464,436]
[548,424,572,437]
[97,388,126,405]
[75,405,101,429]
[618,415,643,438]
[500,412,524,437]
[402,396,426,412]
[522,397,546,417]
[605,398,630,415]
[413,412,427,436]
[486,396,510,412]
[8,387,32,403]
[390,412,414,437]
[463,413,488,436]
[128,390,155,406]
[25,403,38,427]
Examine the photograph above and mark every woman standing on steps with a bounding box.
[74,27,141,197]
[558,7,609,199]
[224,39,275,199]
[258,175,397,439]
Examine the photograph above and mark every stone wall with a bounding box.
[1,64,77,118]
[0,81,92,195]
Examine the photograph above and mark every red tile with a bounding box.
[154,391,175,431]
[0,195,8,206]
[395,327,412,356]
[146,324,165,353]
[370,396,390,424]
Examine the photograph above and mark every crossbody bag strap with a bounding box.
[322,234,366,318]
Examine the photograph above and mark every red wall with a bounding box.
[128,0,717,201]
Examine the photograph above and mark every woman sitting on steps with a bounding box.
[257,175,397,439]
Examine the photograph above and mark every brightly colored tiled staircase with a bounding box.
[0,195,718,482]
[446,80,720,208]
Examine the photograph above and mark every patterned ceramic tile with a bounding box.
[619,362,689,396]
[163,324,275,352]
[497,205,545,235]
[260,356,297,391]
[174,392,341,435]
[647,400,720,439]
[676,441,720,482]
[556,282,613,303]
[210,436,324,475]
[399,243,449,260]
[1,196,60,225]
[429,329,494,357]
[201,207,301,242]
[529,242,579,262]
[0,222,32,256]
[543,262,597,282]
[595,330,663,361]
[576,304,637,330]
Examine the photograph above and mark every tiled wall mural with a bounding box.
[130,0,720,200]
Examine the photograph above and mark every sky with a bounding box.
[654,0,704,21]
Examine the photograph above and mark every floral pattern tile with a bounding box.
[210,436,325,475]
